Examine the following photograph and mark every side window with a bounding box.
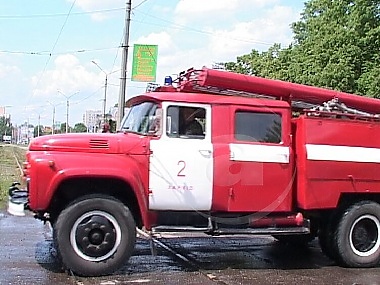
[235,111,282,143]
[167,106,206,139]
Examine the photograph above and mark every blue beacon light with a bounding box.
[164,76,173,85]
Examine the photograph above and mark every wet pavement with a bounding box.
[1,210,380,284]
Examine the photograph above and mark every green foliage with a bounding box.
[73,123,88,133]
[225,0,380,97]
[0,117,12,140]
[60,123,67,133]
[34,125,45,137]
[0,146,25,209]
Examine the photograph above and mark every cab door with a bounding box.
[148,102,213,211]
[212,105,293,212]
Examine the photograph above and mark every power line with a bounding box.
[73,87,104,105]
[0,1,145,20]
[0,46,119,56]
[106,0,151,81]
[132,0,150,10]
[50,1,76,53]
[133,10,274,47]
[0,7,124,19]
[27,0,77,107]
[0,50,49,55]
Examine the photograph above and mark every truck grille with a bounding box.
[89,139,109,149]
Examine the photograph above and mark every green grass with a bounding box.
[0,144,26,209]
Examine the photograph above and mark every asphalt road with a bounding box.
[1,210,380,285]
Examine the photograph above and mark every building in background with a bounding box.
[108,106,119,122]
[18,122,34,144]
[83,110,102,132]
[0,106,11,122]
[0,106,5,116]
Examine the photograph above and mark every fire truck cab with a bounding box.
[125,91,293,214]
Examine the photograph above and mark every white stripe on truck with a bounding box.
[306,144,380,163]
[229,143,290,163]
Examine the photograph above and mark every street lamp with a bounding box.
[47,101,60,135]
[92,61,118,125]
[37,113,40,137]
[91,61,109,125]
[58,90,79,133]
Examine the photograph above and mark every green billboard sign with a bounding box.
[131,44,158,82]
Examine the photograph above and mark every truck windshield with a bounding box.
[120,101,160,135]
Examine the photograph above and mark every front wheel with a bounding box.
[54,195,136,276]
[334,201,380,267]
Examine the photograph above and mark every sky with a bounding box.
[0,0,305,127]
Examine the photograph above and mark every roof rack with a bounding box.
[173,67,380,117]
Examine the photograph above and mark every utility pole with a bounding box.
[52,106,55,134]
[47,101,60,135]
[117,0,132,129]
[37,114,40,137]
[91,61,118,125]
[58,90,79,133]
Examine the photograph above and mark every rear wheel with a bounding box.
[333,201,380,267]
[54,195,136,276]
[318,222,338,261]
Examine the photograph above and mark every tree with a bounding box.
[290,0,380,95]
[60,123,67,133]
[73,123,87,133]
[225,0,380,97]
[34,125,44,137]
[0,117,12,140]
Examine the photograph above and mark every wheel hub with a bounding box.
[89,229,104,245]
[73,213,118,259]
[76,215,116,257]
[350,215,379,256]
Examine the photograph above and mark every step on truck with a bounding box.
[8,67,380,276]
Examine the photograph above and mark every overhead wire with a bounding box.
[0,47,119,56]
[0,7,124,19]
[133,9,274,47]
[5,1,150,126]
[110,0,152,73]
[2,0,272,58]
[21,1,129,123]
[6,0,281,126]
[28,0,77,106]
[132,0,150,10]
[100,0,153,98]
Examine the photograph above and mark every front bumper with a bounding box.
[7,182,28,217]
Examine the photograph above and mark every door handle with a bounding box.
[199,149,212,158]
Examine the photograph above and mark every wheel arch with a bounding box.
[315,193,380,229]
[47,176,145,228]
[338,193,380,210]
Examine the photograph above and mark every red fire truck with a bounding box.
[9,67,380,276]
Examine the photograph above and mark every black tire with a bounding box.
[333,201,380,267]
[54,195,136,276]
[318,223,338,261]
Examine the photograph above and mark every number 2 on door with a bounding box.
[177,160,186,177]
